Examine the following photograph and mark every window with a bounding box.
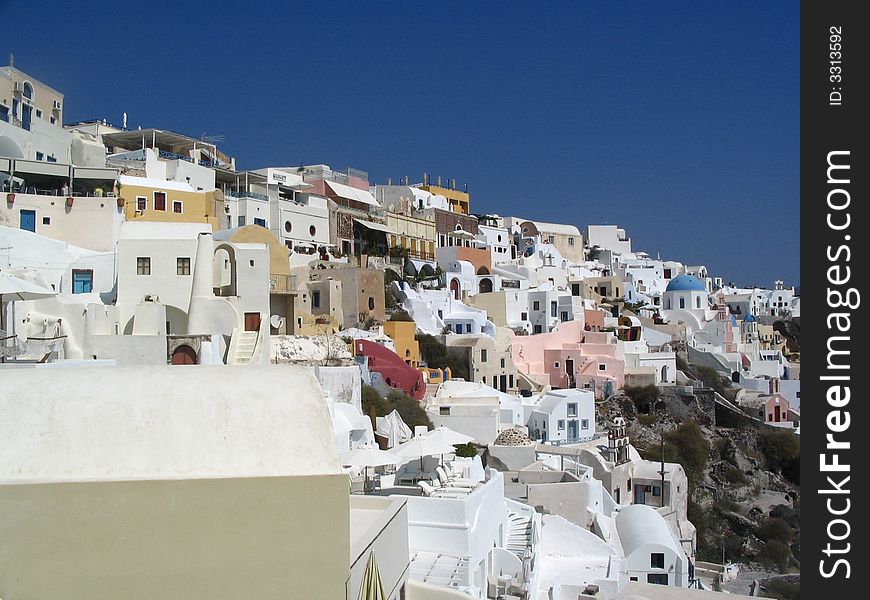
[136,196,147,211]
[50,116,56,125]
[581,418,589,430]
[500,358,505,368]
[172,200,183,213]
[598,363,607,371]
[454,323,463,334]
[177,257,191,275]
[72,270,93,294]
[554,362,560,368]
[153,191,166,211]
[36,151,44,161]
[440,407,451,416]
[679,297,685,309]
[312,291,321,308]
[650,553,665,569]
[480,349,487,362]
[310,224,316,236]
[509,374,514,388]
[521,312,528,321]
[42,216,50,225]
[368,297,375,311]
[551,301,557,317]
[652,485,661,497]
[567,403,577,417]
[35,109,42,119]
[557,419,565,430]
[696,296,701,308]
[561,311,569,322]
[568,237,574,246]
[254,217,266,227]
[647,574,668,586]
[533,301,540,310]
[136,257,151,275]
[534,325,542,334]
[238,215,246,226]
[0,105,8,122]
[284,220,292,233]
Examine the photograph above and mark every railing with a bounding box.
[158,149,193,163]
[225,190,269,201]
[269,273,298,293]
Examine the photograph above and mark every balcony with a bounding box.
[225,190,269,201]
[269,273,298,294]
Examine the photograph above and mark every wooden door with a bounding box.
[171,345,197,365]
[244,312,261,332]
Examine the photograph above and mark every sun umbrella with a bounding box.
[0,270,57,361]
[340,443,401,492]
[424,425,475,467]
[393,435,457,472]
[358,552,387,600]
[424,425,473,446]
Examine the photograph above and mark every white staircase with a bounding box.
[231,331,259,365]
[505,510,534,560]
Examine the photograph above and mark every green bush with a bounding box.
[637,413,658,427]
[758,517,794,544]
[362,384,389,417]
[454,442,478,458]
[416,333,469,380]
[664,421,710,487]
[724,466,750,487]
[389,308,415,322]
[763,578,801,600]
[386,390,433,429]
[757,430,800,473]
[623,384,661,414]
[758,540,791,573]
[693,365,731,396]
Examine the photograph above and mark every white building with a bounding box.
[392,281,496,338]
[527,389,596,444]
[426,380,525,444]
[0,365,410,599]
[587,225,632,256]
[615,504,689,587]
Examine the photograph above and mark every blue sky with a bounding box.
[2,1,799,287]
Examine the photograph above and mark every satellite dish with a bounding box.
[270,315,284,329]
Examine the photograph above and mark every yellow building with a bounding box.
[419,177,470,215]
[386,212,437,260]
[382,320,420,368]
[119,174,220,230]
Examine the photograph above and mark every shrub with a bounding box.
[416,333,469,380]
[664,421,710,487]
[724,466,750,487]
[757,430,800,473]
[454,442,478,458]
[758,540,791,573]
[693,365,731,396]
[389,308,415,322]
[763,578,801,600]
[637,413,658,427]
[386,390,432,429]
[623,384,661,414]
[758,518,794,544]
[362,384,389,417]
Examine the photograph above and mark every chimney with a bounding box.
[387,177,392,185]
[464,183,468,193]
[403,175,409,185]
[423,172,428,186]
[451,178,456,189]
[437,176,442,187]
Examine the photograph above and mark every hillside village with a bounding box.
[1,65,800,600]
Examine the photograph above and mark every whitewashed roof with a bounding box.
[0,366,341,484]
[119,174,198,193]
[615,504,683,558]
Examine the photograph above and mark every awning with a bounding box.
[73,166,119,180]
[0,158,10,174]
[326,180,380,207]
[12,160,70,178]
[354,219,396,235]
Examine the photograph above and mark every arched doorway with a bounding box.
[171,345,197,365]
[661,365,669,382]
[450,278,460,300]
[478,278,493,293]
[476,266,490,276]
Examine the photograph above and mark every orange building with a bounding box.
[382,320,420,368]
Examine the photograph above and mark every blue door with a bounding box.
[634,485,646,504]
[568,419,578,441]
[20,209,36,232]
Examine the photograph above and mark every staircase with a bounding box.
[231,331,259,365]
[505,510,534,560]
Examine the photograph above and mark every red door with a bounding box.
[245,312,261,332]
[171,345,197,365]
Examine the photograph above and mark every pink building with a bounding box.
[511,320,624,397]
[356,339,426,401]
